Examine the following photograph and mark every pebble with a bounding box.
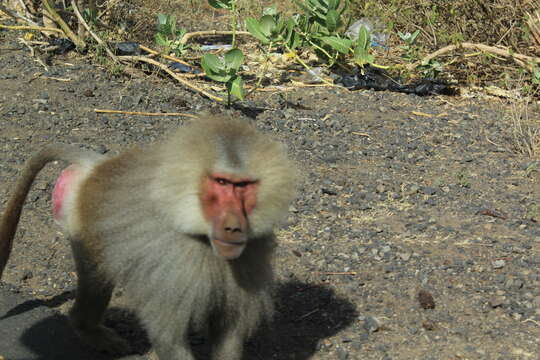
[337,347,349,360]
[405,184,420,195]
[488,296,506,308]
[492,260,506,269]
[398,252,411,261]
[418,289,436,309]
[421,186,437,195]
[364,315,381,333]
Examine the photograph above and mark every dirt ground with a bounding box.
[0,28,539,360]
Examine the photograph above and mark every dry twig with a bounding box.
[94,109,198,118]
[180,30,250,45]
[408,42,540,72]
[0,23,63,34]
[0,4,38,26]
[118,55,223,102]
[42,0,85,49]
[139,45,193,68]
[70,0,117,62]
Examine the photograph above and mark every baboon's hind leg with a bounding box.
[69,239,130,354]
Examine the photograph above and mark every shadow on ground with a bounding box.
[1,280,357,360]
[244,280,358,360]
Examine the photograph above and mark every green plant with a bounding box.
[398,29,420,46]
[397,29,420,62]
[246,13,299,49]
[201,48,245,106]
[208,0,239,47]
[155,14,189,56]
[202,0,246,104]
[455,170,471,188]
[82,6,98,27]
[247,1,387,71]
[532,66,540,84]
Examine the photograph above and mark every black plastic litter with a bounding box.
[337,66,457,96]
[47,38,75,54]
[112,42,141,56]
[169,62,202,74]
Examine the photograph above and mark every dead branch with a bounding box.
[0,4,38,26]
[118,55,223,103]
[527,10,540,47]
[180,30,250,45]
[139,45,193,67]
[94,109,198,118]
[408,42,540,72]
[0,23,63,34]
[42,0,85,49]
[70,0,117,62]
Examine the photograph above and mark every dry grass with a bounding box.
[508,92,540,158]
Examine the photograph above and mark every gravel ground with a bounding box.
[1,30,539,360]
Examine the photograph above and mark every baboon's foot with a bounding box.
[75,324,131,355]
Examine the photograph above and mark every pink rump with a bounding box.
[52,166,77,221]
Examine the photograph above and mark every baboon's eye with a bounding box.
[215,178,228,185]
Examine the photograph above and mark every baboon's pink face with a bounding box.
[200,173,258,260]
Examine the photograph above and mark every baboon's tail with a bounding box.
[0,145,101,279]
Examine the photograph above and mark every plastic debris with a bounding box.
[112,42,141,56]
[306,67,325,83]
[336,66,458,96]
[200,44,233,51]
[48,38,75,54]
[169,62,201,74]
[345,18,388,48]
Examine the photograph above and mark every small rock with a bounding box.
[322,188,337,196]
[488,296,506,308]
[492,259,506,269]
[336,347,349,360]
[418,289,436,309]
[421,186,437,195]
[83,89,95,97]
[422,320,436,331]
[18,269,33,281]
[95,144,108,154]
[406,184,420,195]
[364,315,381,333]
[376,184,386,193]
[398,252,411,261]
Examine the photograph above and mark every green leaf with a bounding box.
[155,33,169,47]
[263,5,278,16]
[328,0,339,10]
[357,25,371,50]
[284,18,300,49]
[259,15,277,36]
[320,36,351,54]
[208,0,232,10]
[325,9,339,32]
[246,18,270,44]
[410,29,420,44]
[224,48,244,71]
[227,76,245,100]
[157,13,168,26]
[201,53,222,72]
[353,46,372,66]
[201,54,232,82]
